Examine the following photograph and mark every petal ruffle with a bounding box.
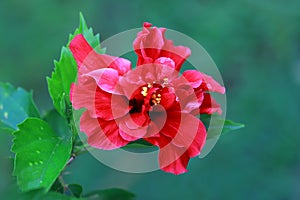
[71,75,129,120]
[154,57,175,69]
[159,90,176,110]
[160,40,191,71]
[182,70,225,94]
[159,145,190,175]
[133,24,164,65]
[94,87,130,120]
[133,23,190,71]
[117,112,150,141]
[69,34,93,69]
[161,112,206,150]
[145,134,189,175]
[80,111,129,150]
[181,70,204,88]
[200,93,222,115]
[70,78,97,111]
[145,113,206,174]
[70,34,131,75]
[201,73,225,94]
[84,68,122,94]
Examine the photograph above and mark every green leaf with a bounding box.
[50,177,83,198]
[46,47,77,118]
[47,13,103,118]
[21,190,81,200]
[124,139,154,148]
[201,114,245,139]
[66,184,83,198]
[0,82,40,133]
[43,109,72,138]
[221,119,245,134]
[12,117,72,192]
[36,192,80,200]
[122,139,157,153]
[68,13,105,54]
[84,188,135,200]
[50,178,64,194]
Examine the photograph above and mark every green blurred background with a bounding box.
[1,0,300,199]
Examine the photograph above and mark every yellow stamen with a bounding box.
[163,77,168,84]
[141,87,148,96]
[152,100,158,105]
[151,92,162,105]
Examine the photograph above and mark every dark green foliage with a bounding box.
[0,82,40,133]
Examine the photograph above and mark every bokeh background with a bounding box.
[1,0,300,199]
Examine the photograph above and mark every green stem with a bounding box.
[73,143,94,156]
[65,143,94,166]
[58,174,68,193]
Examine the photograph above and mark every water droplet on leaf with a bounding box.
[4,112,8,119]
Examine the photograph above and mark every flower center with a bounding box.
[151,93,161,105]
[129,78,169,113]
[140,81,166,106]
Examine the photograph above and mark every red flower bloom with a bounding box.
[69,23,225,174]
[134,22,191,71]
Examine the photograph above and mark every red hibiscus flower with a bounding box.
[69,23,225,174]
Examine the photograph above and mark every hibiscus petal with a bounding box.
[154,64,179,82]
[183,98,202,115]
[201,73,225,94]
[133,23,191,72]
[118,65,155,99]
[80,111,129,150]
[101,54,132,76]
[117,112,150,141]
[174,84,202,114]
[159,89,176,110]
[69,34,108,75]
[69,34,94,69]
[182,70,225,94]
[154,57,175,69]
[84,68,121,94]
[200,93,222,115]
[70,78,97,111]
[145,134,190,175]
[94,87,130,120]
[160,112,207,155]
[126,112,149,129]
[108,56,132,75]
[145,114,206,174]
[133,24,164,65]
[182,70,204,88]
[70,83,75,103]
[159,145,190,175]
[71,75,129,120]
[147,107,167,137]
[161,40,191,72]
[70,34,131,75]
[187,119,207,157]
